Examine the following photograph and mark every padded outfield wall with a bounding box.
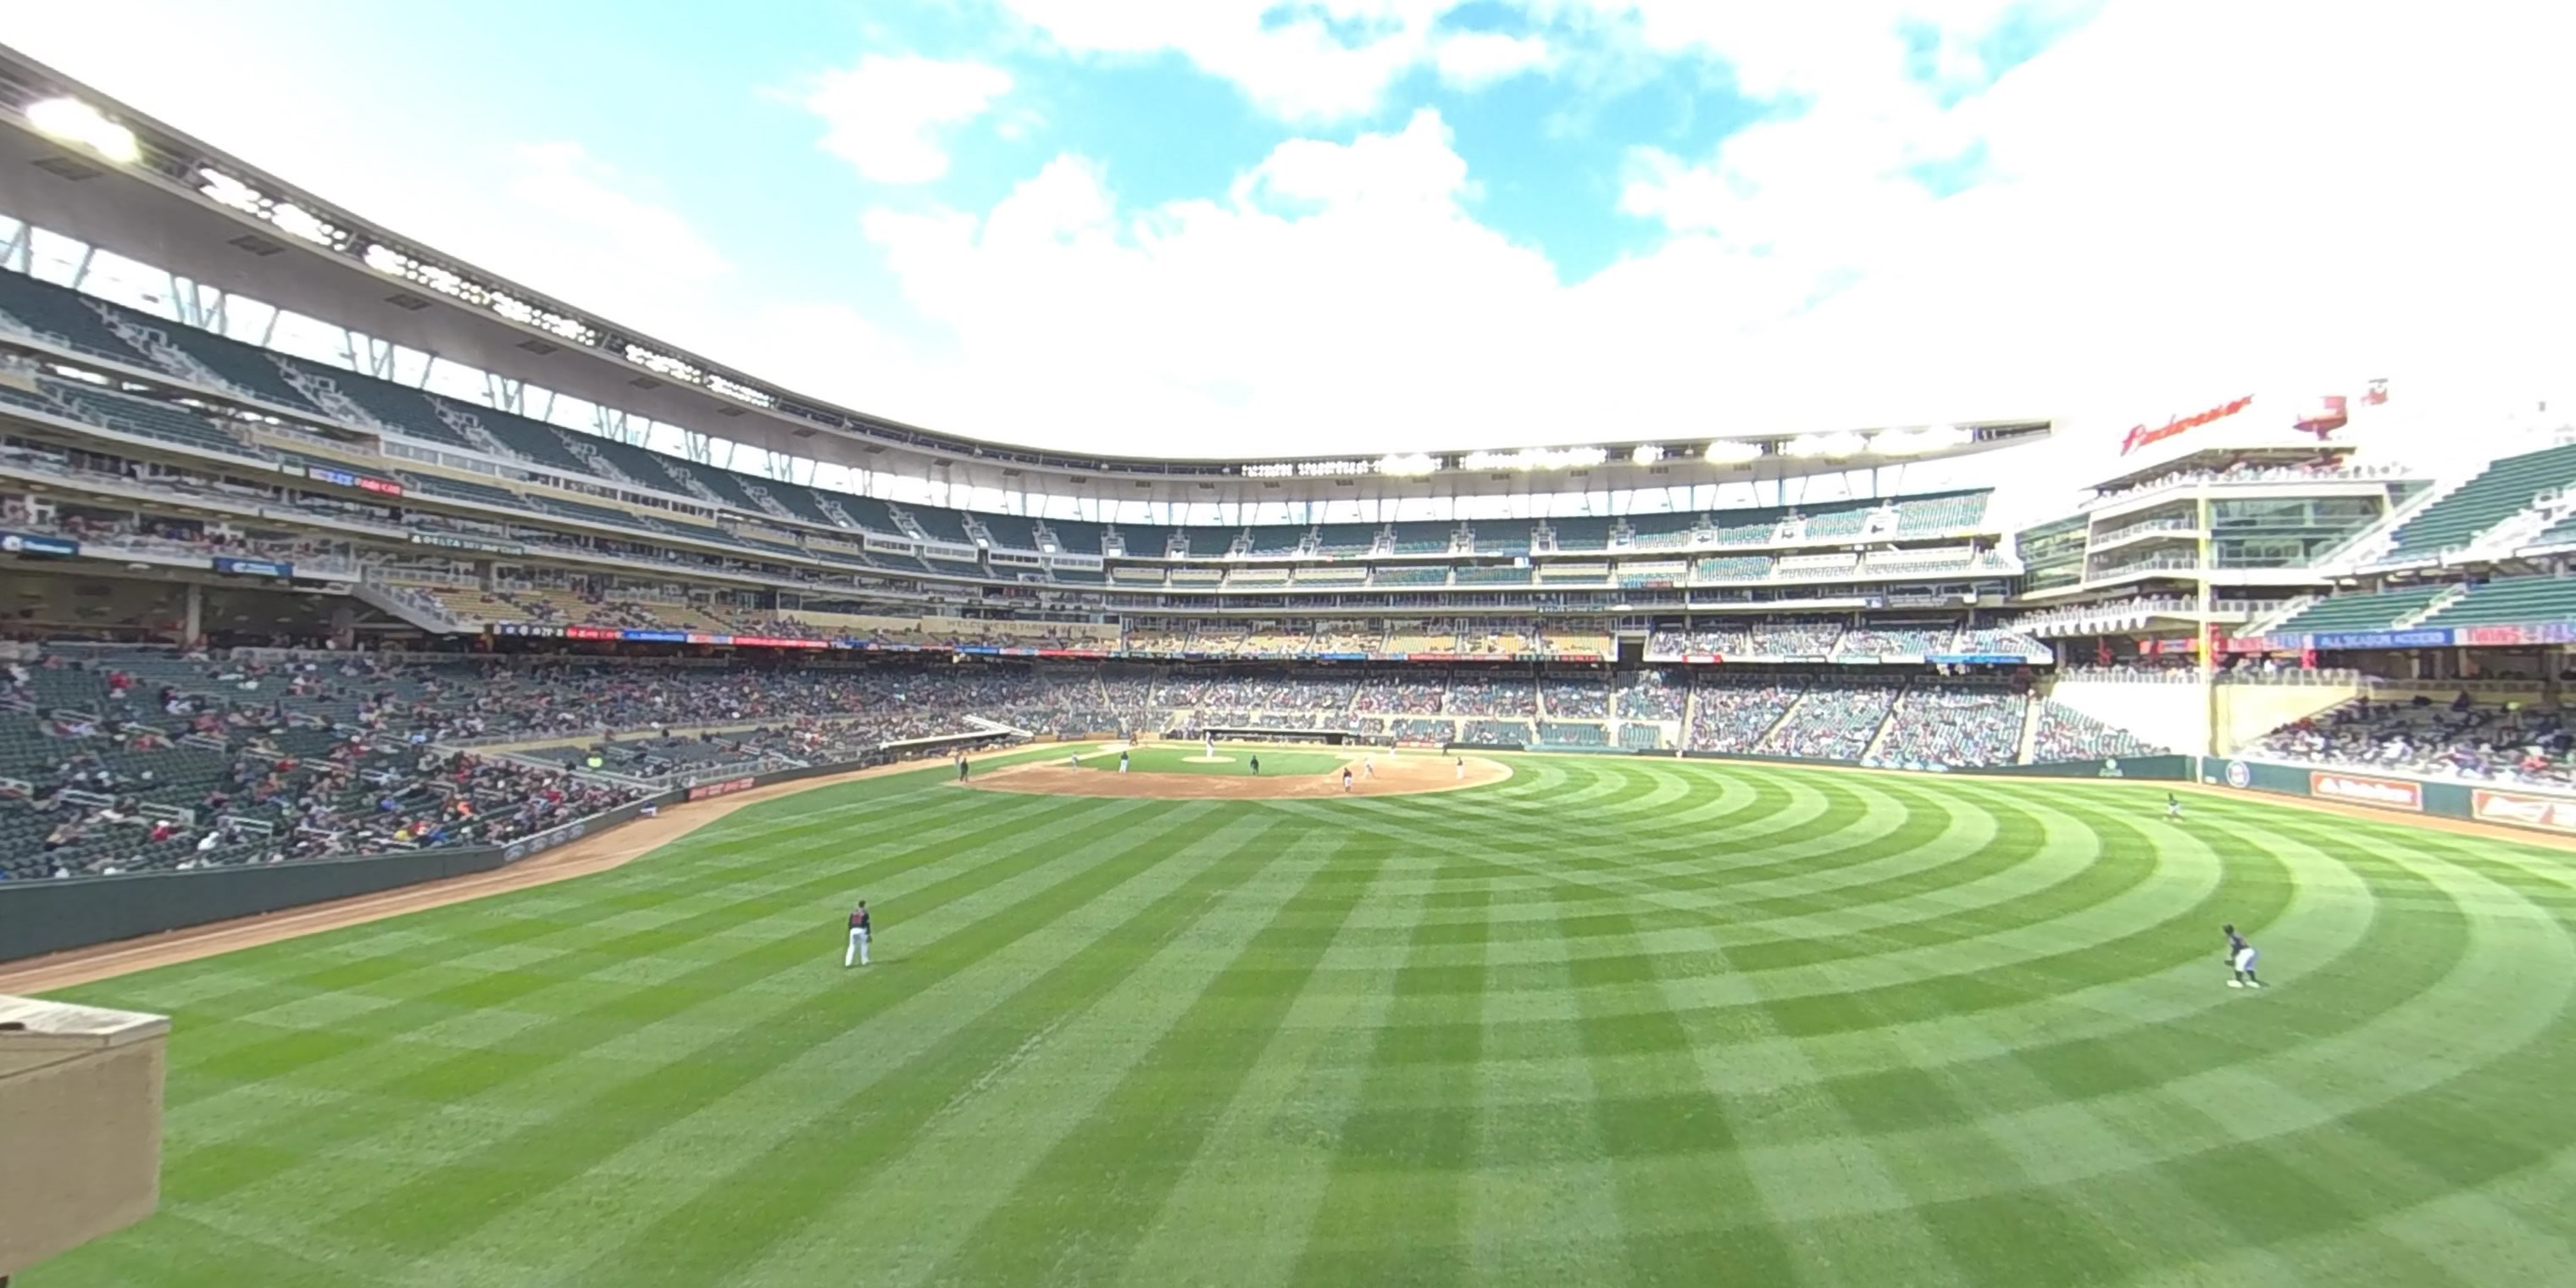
[0,794,674,964]
[0,742,1035,966]
[2199,756,2576,838]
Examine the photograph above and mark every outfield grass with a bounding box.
[1075,744,1350,776]
[39,755,2576,1287]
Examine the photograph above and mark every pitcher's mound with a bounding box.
[965,754,1511,800]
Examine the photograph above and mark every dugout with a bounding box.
[1198,725,1368,747]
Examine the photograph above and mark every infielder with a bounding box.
[845,900,872,967]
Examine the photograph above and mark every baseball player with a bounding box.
[1341,766,1353,792]
[845,900,871,968]
[1456,755,1465,780]
[2223,923,2262,988]
[2167,792,2182,819]
[1363,756,1374,780]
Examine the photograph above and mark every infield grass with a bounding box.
[37,752,2576,1287]
[1074,743,1350,776]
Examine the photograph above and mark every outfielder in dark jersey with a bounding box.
[845,901,872,968]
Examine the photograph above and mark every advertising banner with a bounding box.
[212,557,293,578]
[408,532,524,555]
[2307,628,2457,651]
[686,776,758,802]
[0,531,78,558]
[2470,789,2576,834]
[2309,770,2423,811]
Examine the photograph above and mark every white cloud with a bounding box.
[1432,31,1555,89]
[506,143,733,285]
[7,0,2572,489]
[806,0,2576,475]
[994,0,1460,121]
[802,55,1013,184]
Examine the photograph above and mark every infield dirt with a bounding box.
[963,752,1511,800]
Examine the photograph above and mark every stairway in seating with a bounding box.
[1858,680,1910,761]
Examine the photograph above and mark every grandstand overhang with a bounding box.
[0,47,2050,505]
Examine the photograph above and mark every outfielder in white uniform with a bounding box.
[845,901,871,967]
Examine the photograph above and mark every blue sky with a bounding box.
[2,0,2571,467]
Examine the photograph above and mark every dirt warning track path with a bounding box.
[963,752,1511,800]
[0,757,950,996]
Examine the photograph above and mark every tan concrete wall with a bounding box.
[2046,680,2213,757]
[2212,682,2363,756]
[0,1007,165,1275]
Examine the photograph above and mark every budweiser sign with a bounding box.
[686,775,757,802]
[2309,770,2422,811]
[2120,395,2254,455]
[2471,790,2576,833]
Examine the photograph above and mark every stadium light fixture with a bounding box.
[1785,431,1868,458]
[1702,440,1763,464]
[1461,447,1610,472]
[1377,452,1439,477]
[26,97,140,165]
[1868,425,1971,456]
[1630,445,1666,466]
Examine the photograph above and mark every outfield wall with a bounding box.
[0,794,675,965]
[0,738,1056,965]
[2198,756,2576,837]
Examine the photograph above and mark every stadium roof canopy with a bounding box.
[0,47,2048,506]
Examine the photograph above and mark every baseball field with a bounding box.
[25,747,2576,1286]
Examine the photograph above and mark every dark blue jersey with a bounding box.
[850,908,871,930]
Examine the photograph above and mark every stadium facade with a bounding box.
[4,47,2576,818]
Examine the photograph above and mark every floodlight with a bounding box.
[1785,431,1867,458]
[1378,452,1438,477]
[27,97,139,164]
[1703,440,1762,464]
[1868,425,1971,456]
[1630,445,1666,466]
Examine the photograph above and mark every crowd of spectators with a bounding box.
[1687,675,1806,752]
[1871,682,2029,768]
[2030,701,2168,762]
[1835,626,1949,658]
[1445,676,1539,717]
[0,651,653,880]
[1541,676,1611,719]
[1758,679,1901,760]
[1652,620,1847,658]
[1352,674,1450,714]
[2252,691,2574,786]
[1617,670,1686,721]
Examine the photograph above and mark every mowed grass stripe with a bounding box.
[539,811,1315,1287]
[1550,891,1795,1288]
[31,758,2576,1288]
[1289,875,1489,1286]
[311,800,1244,1263]
[153,794,1188,1230]
[913,830,1387,1286]
[114,783,1105,1055]
[149,791,1150,1158]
